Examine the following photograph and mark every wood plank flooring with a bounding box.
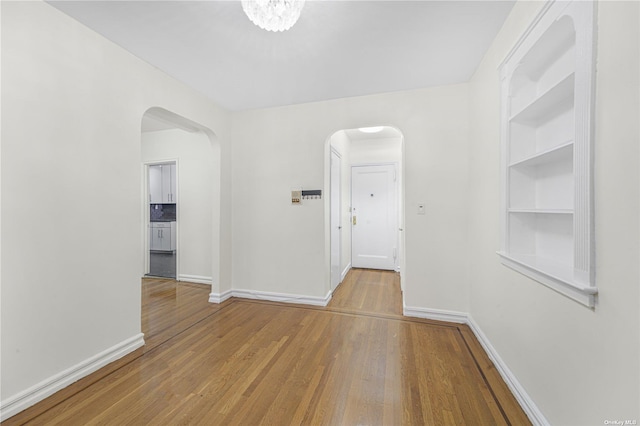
[3,270,530,425]
[328,268,403,316]
[141,277,226,352]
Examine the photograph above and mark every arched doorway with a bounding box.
[140,107,222,322]
[326,126,405,295]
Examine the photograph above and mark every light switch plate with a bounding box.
[418,204,426,215]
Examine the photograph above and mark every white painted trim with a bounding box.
[498,252,596,307]
[233,289,332,306]
[498,0,557,69]
[403,305,468,324]
[178,274,212,286]
[340,262,351,282]
[467,317,550,426]
[0,333,145,421]
[211,289,332,307]
[209,289,233,304]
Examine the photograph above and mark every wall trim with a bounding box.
[178,274,212,285]
[403,305,468,323]
[209,289,331,307]
[341,263,351,282]
[0,333,145,421]
[498,0,556,70]
[232,289,331,306]
[466,317,550,426]
[209,289,233,304]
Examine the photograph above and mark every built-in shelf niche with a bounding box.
[498,1,597,307]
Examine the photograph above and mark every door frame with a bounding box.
[143,159,179,279]
[324,127,406,299]
[330,148,342,290]
[350,161,400,272]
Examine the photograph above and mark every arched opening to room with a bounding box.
[140,107,222,332]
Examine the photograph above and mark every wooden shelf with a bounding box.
[509,73,575,125]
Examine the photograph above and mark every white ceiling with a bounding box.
[343,126,402,141]
[48,1,515,112]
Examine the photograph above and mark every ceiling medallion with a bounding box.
[241,0,306,32]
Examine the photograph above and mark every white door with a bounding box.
[330,150,342,290]
[351,164,397,270]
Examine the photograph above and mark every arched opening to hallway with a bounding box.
[139,107,222,344]
[325,126,405,314]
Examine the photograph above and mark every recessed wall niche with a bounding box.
[498,1,597,307]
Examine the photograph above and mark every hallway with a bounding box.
[4,272,529,425]
[328,268,403,316]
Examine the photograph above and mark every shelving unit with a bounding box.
[509,73,575,124]
[498,1,597,307]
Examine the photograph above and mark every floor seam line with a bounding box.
[457,326,512,426]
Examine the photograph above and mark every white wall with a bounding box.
[467,1,640,424]
[141,129,218,284]
[0,1,231,415]
[349,137,402,165]
[230,85,470,309]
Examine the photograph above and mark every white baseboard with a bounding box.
[178,274,212,285]
[209,289,233,304]
[233,289,331,306]
[0,333,145,421]
[403,305,469,324]
[210,289,331,307]
[341,263,351,282]
[466,317,549,426]
[403,305,547,425]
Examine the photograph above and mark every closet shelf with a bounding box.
[509,140,573,168]
[509,73,575,124]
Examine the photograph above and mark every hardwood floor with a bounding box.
[141,277,226,352]
[3,270,530,425]
[328,268,403,316]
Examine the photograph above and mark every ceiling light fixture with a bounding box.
[358,126,384,133]
[241,0,306,32]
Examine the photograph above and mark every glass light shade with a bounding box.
[358,126,384,133]
[241,0,306,32]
